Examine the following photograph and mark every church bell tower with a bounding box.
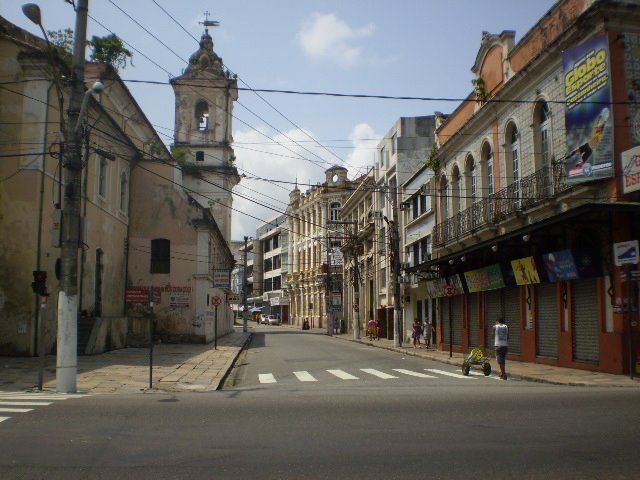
[170,14,239,242]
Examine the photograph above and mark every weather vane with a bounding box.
[200,10,220,30]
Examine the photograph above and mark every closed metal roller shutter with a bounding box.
[484,289,502,352]
[452,296,462,346]
[572,278,600,364]
[536,283,558,359]
[468,293,480,348]
[504,287,521,355]
[442,297,451,345]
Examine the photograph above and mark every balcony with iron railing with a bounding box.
[433,163,569,248]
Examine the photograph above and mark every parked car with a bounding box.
[260,314,269,324]
[265,315,281,325]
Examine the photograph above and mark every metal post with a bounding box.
[449,298,453,358]
[149,287,154,390]
[242,236,248,333]
[626,265,634,379]
[56,0,89,394]
[37,300,46,391]
[214,305,219,350]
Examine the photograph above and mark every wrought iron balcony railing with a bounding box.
[433,163,569,247]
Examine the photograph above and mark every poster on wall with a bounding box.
[563,35,613,184]
[510,256,541,285]
[541,250,579,282]
[463,264,505,293]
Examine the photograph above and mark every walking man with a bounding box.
[492,317,509,380]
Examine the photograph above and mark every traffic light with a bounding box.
[31,270,49,296]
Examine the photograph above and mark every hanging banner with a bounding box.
[511,256,541,285]
[563,35,613,184]
[541,249,579,282]
[464,264,505,293]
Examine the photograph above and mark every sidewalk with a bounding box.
[0,327,251,394]
[2,325,639,394]
[332,332,640,388]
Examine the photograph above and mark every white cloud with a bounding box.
[231,127,327,239]
[297,13,375,68]
[345,123,378,178]
[230,123,381,239]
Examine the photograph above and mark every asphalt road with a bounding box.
[1,327,639,479]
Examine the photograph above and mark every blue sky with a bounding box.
[3,0,557,239]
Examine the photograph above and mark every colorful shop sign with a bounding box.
[621,146,640,194]
[541,250,579,282]
[563,35,613,184]
[425,274,465,298]
[510,256,541,285]
[464,264,505,293]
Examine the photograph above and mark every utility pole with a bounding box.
[325,226,332,336]
[391,182,402,348]
[352,220,360,340]
[57,0,89,394]
[242,236,248,333]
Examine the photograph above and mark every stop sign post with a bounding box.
[212,295,222,349]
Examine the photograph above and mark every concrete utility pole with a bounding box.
[329,220,360,339]
[57,0,89,393]
[325,226,332,336]
[391,182,402,348]
[352,220,360,340]
[242,236,248,333]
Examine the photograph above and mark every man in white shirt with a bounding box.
[492,317,509,380]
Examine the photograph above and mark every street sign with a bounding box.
[211,295,222,306]
[227,294,242,304]
[614,240,639,266]
[444,285,456,296]
[352,303,359,312]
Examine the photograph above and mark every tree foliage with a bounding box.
[46,30,133,71]
[88,34,133,71]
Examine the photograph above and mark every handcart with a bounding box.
[462,346,492,376]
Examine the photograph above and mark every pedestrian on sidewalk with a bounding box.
[368,318,376,341]
[412,319,423,348]
[492,317,509,379]
[376,320,382,340]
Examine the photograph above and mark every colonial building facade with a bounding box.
[425,0,640,374]
[287,166,354,329]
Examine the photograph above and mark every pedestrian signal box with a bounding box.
[31,270,49,296]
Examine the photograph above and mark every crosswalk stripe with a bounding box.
[258,374,277,384]
[293,371,317,382]
[0,395,84,400]
[360,369,399,379]
[0,417,10,423]
[0,401,52,406]
[426,369,475,379]
[327,369,359,380]
[0,408,33,413]
[392,369,436,378]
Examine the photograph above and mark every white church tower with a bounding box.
[170,15,239,243]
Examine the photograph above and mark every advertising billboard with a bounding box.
[510,256,541,285]
[563,35,613,184]
[463,264,505,293]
